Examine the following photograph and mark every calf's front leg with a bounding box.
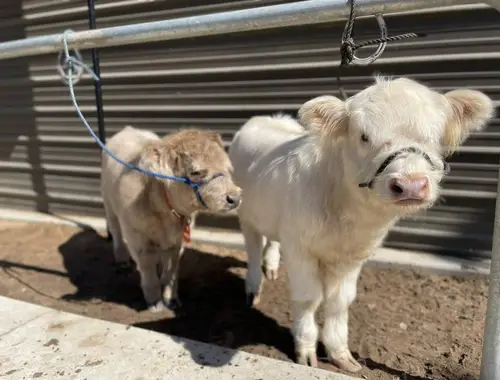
[160,245,184,310]
[285,252,323,367]
[241,221,264,306]
[122,225,165,312]
[136,251,165,312]
[321,265,363,373]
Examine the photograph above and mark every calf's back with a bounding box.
[100,126,159,217]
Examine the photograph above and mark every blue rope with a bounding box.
[61,30,214,208]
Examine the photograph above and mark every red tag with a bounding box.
[183,223,191,244]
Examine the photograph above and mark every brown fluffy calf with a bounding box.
[101,126,241,311]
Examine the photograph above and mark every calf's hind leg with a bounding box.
[263,239,280,280]
[104,204,132,271]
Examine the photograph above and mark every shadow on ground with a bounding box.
[57,228,144,311]
[134,274,295,367]
[57,228,295,367]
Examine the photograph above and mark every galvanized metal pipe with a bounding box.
[480,168,500,380]
[479,3,500,378]
[0,0,494,61]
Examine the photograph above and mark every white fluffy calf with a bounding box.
[228,76,494,372]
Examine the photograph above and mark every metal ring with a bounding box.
[56,48,84,85]
[350,13,388,66]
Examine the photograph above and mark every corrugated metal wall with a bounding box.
[0,0,499,258]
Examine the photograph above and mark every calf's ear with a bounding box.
[139,141,180,175]
[298,95,348,140]
[208,132,225,150]
[442,89,494,155]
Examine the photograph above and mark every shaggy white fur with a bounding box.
[228,76,494,372]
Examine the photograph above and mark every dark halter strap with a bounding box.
[359,147,449,189]
[184,173,225,208]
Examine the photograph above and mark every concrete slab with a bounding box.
[0,297,50,336]
[0,296,355,380]
[0,207,490,277]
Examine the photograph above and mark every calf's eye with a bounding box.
[190,170,201,176]
[361,133,369,143]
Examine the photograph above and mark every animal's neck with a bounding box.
[149,180,192,220]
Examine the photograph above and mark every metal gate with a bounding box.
[0,0,498,258]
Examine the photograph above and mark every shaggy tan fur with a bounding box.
[101,126,241,312]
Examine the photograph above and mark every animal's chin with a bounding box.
[204,203,238,213]
[393,198,432,210]
[396,199,425,206]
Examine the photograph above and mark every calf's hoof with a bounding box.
[165,298,182,311]
[147,300,168,313]
[296,348,318,367]
[115,261,133,274]
[245,292,260,308]
[264,267,279,281]
[329,351,362,373]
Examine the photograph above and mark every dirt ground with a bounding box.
[0,221,488,380]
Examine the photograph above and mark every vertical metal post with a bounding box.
[87,0,111,241]
[87,0,106,144]
[480,164,500,379]
[479,0,500,373]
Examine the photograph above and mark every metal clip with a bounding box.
[347,13,388,66]
[57,48,84,85]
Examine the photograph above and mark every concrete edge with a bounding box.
[0,296,356,380]
[0,208,490,277]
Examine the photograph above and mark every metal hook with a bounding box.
[349,13,388,66]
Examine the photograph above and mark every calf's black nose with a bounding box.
[226,195,241,207]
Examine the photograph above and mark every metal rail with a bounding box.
[0,0,498,378]
[0,0,497,60]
